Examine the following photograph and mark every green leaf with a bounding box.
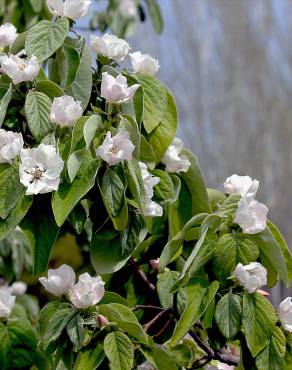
[10,32,27,55]
[213,233,259,281]
[0,322,10,370]
[138,74,167,134]
[141,345,179,370]
[38,301,64,340]
[147,90,178,162]
[7,317,37,350]
[253,227,289,287]
[35,80,65,100]
[101,167,125,217]
[242,292,277,357]
[91,231,130,274]
[75,343,105,370]
[120,210,146,255]
[157,270,180,309]
[99,303,148,344]
[0,190,32,241]
[0,83,12,127]
[67,149,89,183]
[25,90,53,142]
[104,332,134,370]
[207,188,226,211]
[43,307,77,350]
[215,292,242,339]
[25,17,69,62]
[83,115,102,150]
[118,115,140,160]
[29,0,42,12]
[255,326,286,370]
[0,163,24,219]
[52,158,99,227]
[159,213,208,268]
[68,45,92,110]
[152,169,174,202]
[21,195,59,274]
[66,314,84,349]
[180,149,211,215]
[61,43,80,89]
[170,279,219,346]
[267,221,292,280]
[125,158,146,210]
[147,0,164,33]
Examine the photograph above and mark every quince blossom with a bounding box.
[278,297,292,332]
[233,262,267,293]
[50,95,83,127]
[224,174,259,197]
[101,72,140,103]
[0,54,40,84]
[90,34,130,63]
[46,0,92,20]
[0,129,23,164]
[0,290,15,318]
[130,51,160,75]
[0,23,18,48]
[39,264,75,297]
[161,138,190,173]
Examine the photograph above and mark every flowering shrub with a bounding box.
[0,1,291,370]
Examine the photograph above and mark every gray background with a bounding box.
[82,0,292,303]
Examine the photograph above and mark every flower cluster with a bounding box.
[224,174,268,234]
[39,264,105,309]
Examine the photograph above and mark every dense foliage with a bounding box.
[0,1,291,370]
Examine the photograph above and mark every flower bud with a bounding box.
[9,281,27,295]
[96,131,135,166]
[0,23,18,48]
[70,273,105,309]
[97,314,109,328]
[150,258,160,273]
[100,72,140,104]
[50,95,83,127]
[39,264,75,297]
[0,290,15,318]
[278,297,292,332]
[0,54,40,84]
[90,34,130,63]
[233,262,267,293]
[161,138,190,173]
[0,129,23,164]
[119,0,138,19]
[130,51,160,75]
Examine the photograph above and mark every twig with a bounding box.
[143,308,171,333]
[132,305,164,311]
[129,258,156,291]
[152,316,173,338]
[188,331,239,367]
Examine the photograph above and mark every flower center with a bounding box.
[31,166,43,180]
[110,145,119,155]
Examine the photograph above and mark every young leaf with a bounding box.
[101,167,125,217]
[75,343,105,370]
[25,90,53,142]
[104,331,134,370]
[170,278,219,346]
[25,17,69,62]
[141,345,179,370]
[0,322,10,370]
[83,115,102,150]
[0,83,12,127]
[157,270,180,309]
[242,292,277,357]
[125,158,146,211]
[215,292,242,338]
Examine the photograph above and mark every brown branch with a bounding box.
[143,308,171,333]
[152,316,173,338]
[129,258,156,292]
[188,330,239,367]
[132,305,164,311]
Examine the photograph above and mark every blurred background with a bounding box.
[82,0,292,303]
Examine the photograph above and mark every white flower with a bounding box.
[96,131,134,166]
[140,162,163,217]
[224,174,259,197]
[90,34,130,63]
[101,72,140,103]
[9,281,27,295]
[119,0,138,18]
[0,23,18,48]
[130,51,160,75]
[46,0,92,20]
[205,363,234,370]
[0,54,40,84]
[161,138,190,173]
[233,262,267,293]
[69,272,105,309]
[0,290,15,318]
[137,362,156,370]
[39,264,75,297]
[19,144,64,195]
[234,194,268,234]
[0,129,23,164]
[279,297,292,332]
[50,95,82,127]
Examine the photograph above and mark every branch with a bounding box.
[188,331,239,367]
[132,305,164,311]
[143,308,171,333]
[129,258,156,292]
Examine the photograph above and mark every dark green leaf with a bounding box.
[104,331,134,370]
[0,83,12,127]
[101,167,125,217]
[35,80,65,100]
[215,292,242,338]
[75,342,105,370]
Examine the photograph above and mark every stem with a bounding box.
[143,308,171,333]
[129,258,156,292]
[188,330,239,367]
[132,305,164,311]
[152,316,173,338]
